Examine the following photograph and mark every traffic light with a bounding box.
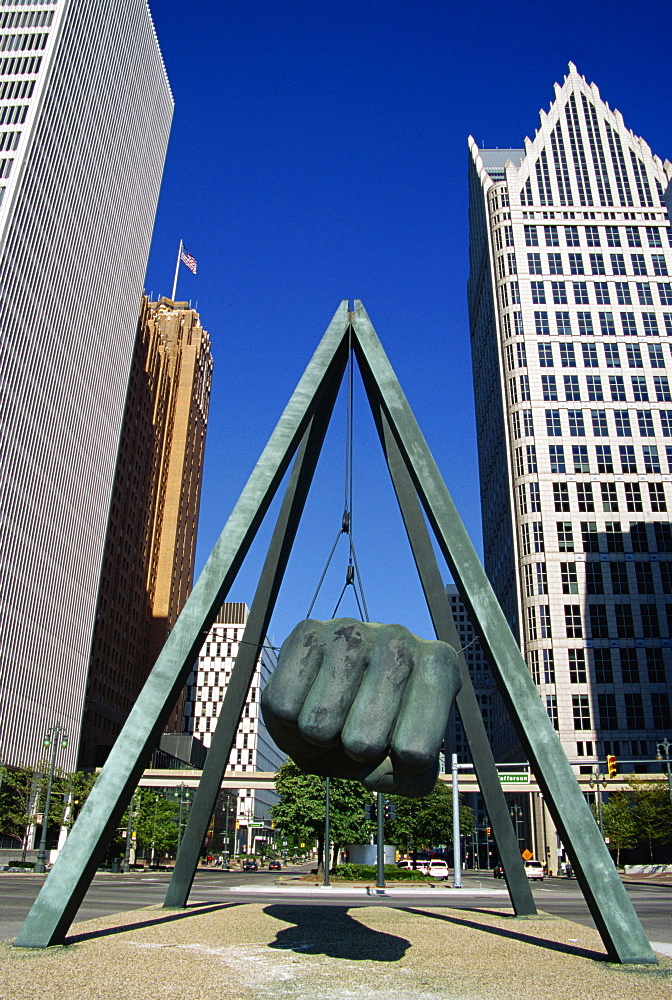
[364,803,375,821]
[384,799,396,822]
[607,754,617,779]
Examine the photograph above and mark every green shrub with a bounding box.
[332,863,429,881]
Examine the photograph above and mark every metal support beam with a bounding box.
[352,300,655,964]
[164,371,344,907]
[14,302,350,948]
[374,401,536,915]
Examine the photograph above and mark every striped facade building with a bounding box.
[468,64,672,773]
[183,603,285,851]
[0,0,173,770]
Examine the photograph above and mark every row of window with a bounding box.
[553,520,672,554]
[523,251,669,278]
[518,438,672,478]
[519,280,672,308]
[0,54,41,74]
[506,339,671,370]
[537,407,672,440]
[550,479,667,513]
[535,372,671,403]
[522,223,668,249]
[523,558,671,598]
[0,30,47,51]
[0,9,54,29]
[544,689,670,735]
[527,598,672,643]
[523,507,672,556]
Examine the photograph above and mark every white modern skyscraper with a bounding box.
[183,603,285,852]
[468,64,672,775]
[0,0,173,770]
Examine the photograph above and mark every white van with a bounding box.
[422,859,450,880]
[524,859,544,880]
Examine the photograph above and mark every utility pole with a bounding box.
[657,739,672,806]
[34,724,68,874]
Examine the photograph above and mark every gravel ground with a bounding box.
[0,902,670,1000]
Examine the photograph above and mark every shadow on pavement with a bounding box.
[400,907,606,962]
[63,902,241,945]
[265,904,410,961]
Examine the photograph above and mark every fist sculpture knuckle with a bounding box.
[261,617,461,798]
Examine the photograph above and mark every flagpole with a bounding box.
[171,239,182,301]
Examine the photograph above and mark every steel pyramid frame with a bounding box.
[15,302,655,964]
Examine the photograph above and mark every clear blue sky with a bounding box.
[144,0,672,647]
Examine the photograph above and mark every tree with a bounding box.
[132,789,179,862]
[601,792,638,867]
[272,760,373,870]
[629,777,672,861]
[388,781,474,861]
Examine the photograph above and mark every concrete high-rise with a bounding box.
[0,1,173,770]
[183,603,284,853]
[468,64,672,774]
[79,297,212,768]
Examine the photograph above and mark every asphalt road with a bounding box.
[2,867,670,949]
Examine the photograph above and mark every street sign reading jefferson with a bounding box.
[499,773,529,783]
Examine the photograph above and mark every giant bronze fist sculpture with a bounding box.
[261,618,461,797]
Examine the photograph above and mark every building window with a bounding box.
[577,312,594,335]
[524,225,539,246]
[585,225,600,247]
[581,521,600,553]
[595,444,614,474]
[553,481,570,511]
[590,253,605,275]
[595,282,610,304]
[576,481,594,511]
[546,695,558,729]
[528,252,542,274]
[568,409,585,435]
[585,562,604,594]
[591,410,609,436]
[605,226,621,247]
[546,409,562,436]
[565,605,582,638]
[582,342,598,367]
[569,647,587,682]
[544,225,559,246]
[609,562,629,594]
[642,445,661,474]
[648,342,664,366]
[632,376,648,400]
[560,342,576,367]
[598,694,618,730]
[625,226,642,247]
[552,281,568,304]
[566,226,580,246]
[646,647,666,683]
[604,343,621,368]
[649,482,667,511]
[654,523,672,552]
[557,312,572,336]
[651,694,672,730]
[535,311,550,335]
[609,375,626,401]
[593,647,613,683]
[601,482,618,511]
[548,252,563,274]
[624,482,643,511]
[549,444,565,473]
[538,343,554,367]
[626,343,643,368]
[640,603,660,637]
[572,695,592,730]
[643,313,660,337]
[660,411,672,437]
[637,410,655,437]
[619,444,638,474]
[573,282,589,304]
[620,312,637,337]
[564,374,580,400]
[588,604,609,638]
[635,561,655,594]
[652,254,668,277]
[615,603,635,637]
[657,283,672,306]
[614,410,632,436]
[645,227,663,248]
[615,281,632,304]
[605,521,624,551]
[531,281,546,304]
[557,521,574,552]
[568,253,584,275]
[573,444,590,473]
[624,693,645,730]
[586,375,603,400]
[526,444,537,473]
[654,376,671,402]
[610,253,627,275]
[561,562,578,594]
[631,522,650,553]
[542,374,557,400]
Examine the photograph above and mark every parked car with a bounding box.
[492,864,504,879]
[268,860,281,871]
[422,859,450,880]
[243,859,258,872]
[524,859,544,880]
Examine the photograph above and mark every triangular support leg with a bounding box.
[372,399,536,915]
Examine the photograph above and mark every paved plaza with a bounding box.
[1,892,670,1000]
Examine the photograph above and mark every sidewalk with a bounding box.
[1,895,670,1000]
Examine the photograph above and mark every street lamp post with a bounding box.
[588,770,607,837]
[122,791,136,873]
[34,724,68,874]
[656,739,672,806]
[509,804,523,852]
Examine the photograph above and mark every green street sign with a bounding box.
[499,774,529,783]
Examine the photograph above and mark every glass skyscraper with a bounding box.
[0,0,173,769]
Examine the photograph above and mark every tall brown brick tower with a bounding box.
[78,296,213,767]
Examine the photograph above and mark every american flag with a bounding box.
[180,246,197,274]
